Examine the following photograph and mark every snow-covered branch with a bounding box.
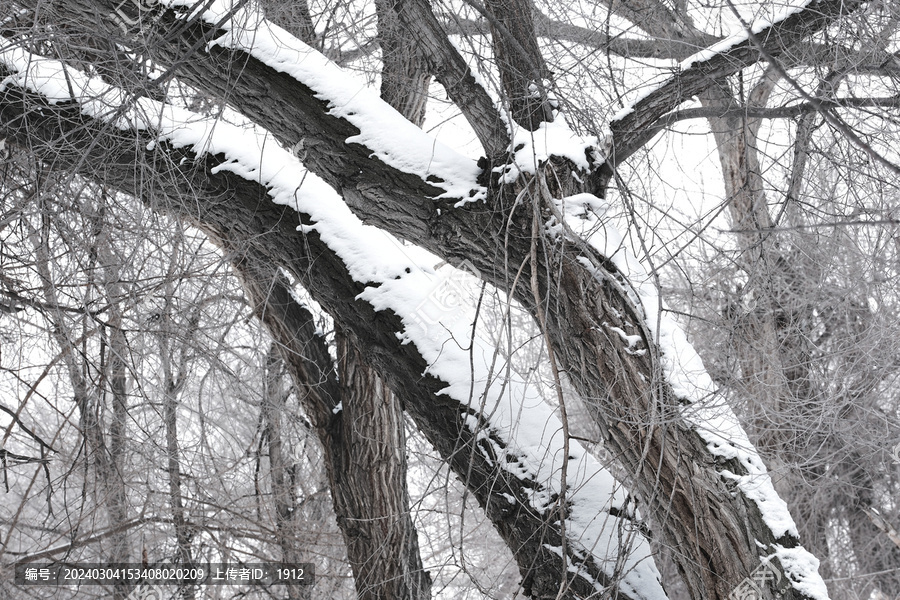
[1,1,841,595]
[0,49,667,600]
[608,0,867,171]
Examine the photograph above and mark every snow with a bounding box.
[0,47,668,600]
[166,0,616,205]
[509,116,595,173]
[605,323,644,352]
[162,0,485,203]
[680,0,814,69]
[0,47,128,118]
[773,546,829,600]
[2,17,829,594]
[361,256,667,599]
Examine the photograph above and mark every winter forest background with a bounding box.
[0,0,899,598]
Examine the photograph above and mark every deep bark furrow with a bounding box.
[376,0,432,128]
[391,0,509,156]
[482,0,555,129]
[334,329,432,600]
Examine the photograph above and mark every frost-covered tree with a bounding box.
[2,0,899,599]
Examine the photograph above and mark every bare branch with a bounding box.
[636,94,900,144]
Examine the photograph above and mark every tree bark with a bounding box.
[333,328,432,600]
[391,0,509,156]
[482,0,555,129]
[376,0,431,128]
[234,257,432,600]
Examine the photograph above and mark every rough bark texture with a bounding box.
[333,329,432,600]
[233,257,431,600]
[392,0,509,156]
[220,225,615,598]
[0,76,795,599]
[607,0,866,175]
[376,0,431,128]
[482,0,554,129]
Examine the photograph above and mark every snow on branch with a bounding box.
[608,0,865,166]
[1,4,834,591]
[160,0,611,191]
[160,0,486,201]
[550,191,829,599]
[0,47,668,600]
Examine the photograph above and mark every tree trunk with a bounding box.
[235,257,434,600]
[156,269,198,599]
[333,328,432,600]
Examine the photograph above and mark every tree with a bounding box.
[2,0,899,598]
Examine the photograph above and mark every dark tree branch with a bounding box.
[467,0,555,129]
[233,254,432,600]
[633,94,900,152]
[608,0,867,172]
[454,9,900,73]
[0,1,846,594]
[376,0,431,127]
[0,404,57,452]
[391,0,509,157]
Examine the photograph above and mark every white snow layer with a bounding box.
[679,0,814,69]
[554,195,829,600]
[164,0,485,203]
[0,48,667,600]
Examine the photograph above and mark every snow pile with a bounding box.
[508,117,595,173]
[0,47,130,118]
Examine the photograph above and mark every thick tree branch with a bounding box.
[376,0,431,127]
[233,256,431,600]
[456,9,900,73]
[391,0,509,156]
[0,76,654,600]
[0,4,840,595]
[475,0,555,129]
[608,0,866,170]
